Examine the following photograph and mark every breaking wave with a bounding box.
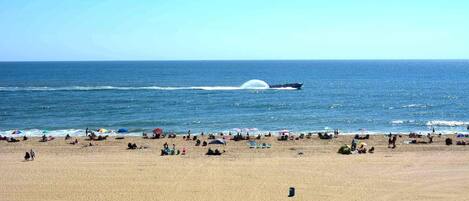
[426,120,469,127]
[391,120,415,124]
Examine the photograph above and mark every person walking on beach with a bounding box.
[392,135,397,149]
[388,133,392,148]
[30,149,35,160]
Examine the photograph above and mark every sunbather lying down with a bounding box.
[248,141,272,149]
[128,143,148,150]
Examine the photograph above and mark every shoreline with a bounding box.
[2,128,469,138]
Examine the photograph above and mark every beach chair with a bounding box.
[248,141,256,149]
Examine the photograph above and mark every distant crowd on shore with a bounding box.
[4,127,469,161]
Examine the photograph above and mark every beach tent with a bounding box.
[117,128,128,133]
[456,133,465,138]
[98,128,108,133]
[209,139,226,145]
[279,129,290,135]
[153,128,163,135]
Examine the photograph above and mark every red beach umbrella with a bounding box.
[153,128,163,135]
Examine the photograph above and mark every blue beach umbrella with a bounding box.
[117,128,128,133]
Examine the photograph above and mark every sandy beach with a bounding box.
[1,134,469,201]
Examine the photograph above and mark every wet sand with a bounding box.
[1,134,469,201]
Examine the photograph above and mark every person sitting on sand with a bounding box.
[23,136,28,141]
[357,144,367,154]
[41,134,47,142]
[192,136,197,141]
[70,139,79,145]
[202,141,208,146]
[195,139,201,146]
[65,134,71,140]
[24,152,31,161]
[8,137,20,143]
[369,146,375,153]
[208,134,215,140]
[445,138,452,145]
[206,148,214,155]
[89,132,97,140]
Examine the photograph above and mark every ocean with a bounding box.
[1,60,469,136]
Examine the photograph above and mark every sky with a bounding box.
[0,0,468,61]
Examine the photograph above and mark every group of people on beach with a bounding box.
[160,142,186,156]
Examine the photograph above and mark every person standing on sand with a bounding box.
[30,149,35,160]
[388,133,392,148]
[392,135,397,149]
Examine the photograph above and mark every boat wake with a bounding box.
[0,80,297,91]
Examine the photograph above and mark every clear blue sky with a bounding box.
[1,0,468,61]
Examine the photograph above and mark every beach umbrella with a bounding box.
[153,128,163,135]
[11,130,22,135]
[209,139,226,145]
[98,128,108,133]
[117,128,128,133]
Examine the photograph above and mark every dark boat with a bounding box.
[269,83,303,90]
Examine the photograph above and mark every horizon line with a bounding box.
[1,58,469,63]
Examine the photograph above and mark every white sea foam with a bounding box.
[426,120,469,127]
[401,104,429,108]
[2,128,468,137]
[391,120,415,124]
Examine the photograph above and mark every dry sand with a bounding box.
[1,134,469,201]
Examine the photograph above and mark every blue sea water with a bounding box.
[1,60,469,136]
